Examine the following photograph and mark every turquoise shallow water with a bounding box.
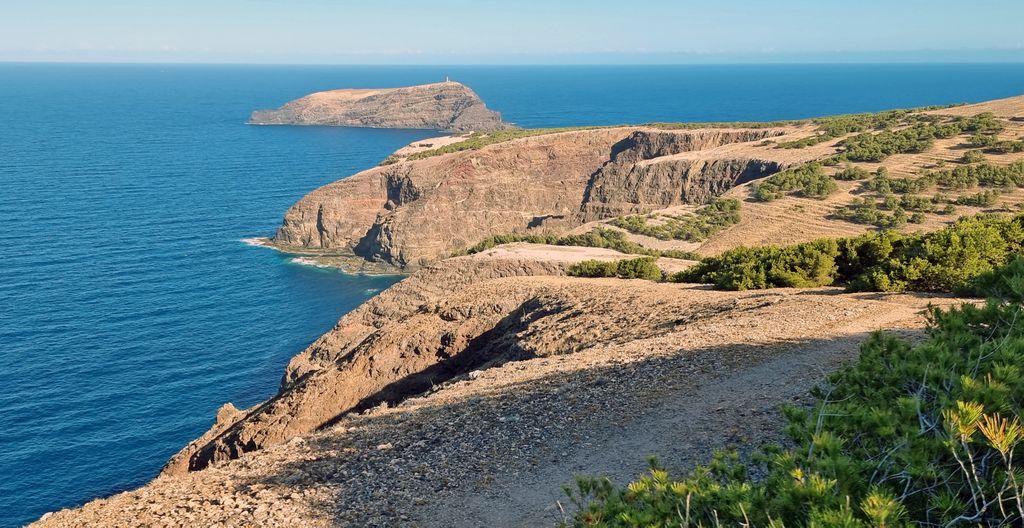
[1,63,1023,526]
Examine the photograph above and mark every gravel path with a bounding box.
[34,284,962,528]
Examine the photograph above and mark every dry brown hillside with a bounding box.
[270,95,1024,269]
[33,246,969,528]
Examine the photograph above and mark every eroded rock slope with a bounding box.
[272,127,789,268]
[162,246,681,475]
[35,248,965,527]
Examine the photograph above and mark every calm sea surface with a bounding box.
[2,63,1023,526]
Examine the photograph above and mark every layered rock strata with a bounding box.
[272,127,788,268]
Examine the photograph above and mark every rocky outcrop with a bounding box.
[271,127,788,269]
[163,253,605,474]
[37,275,962,527]
[579,130,785,219]
[249,81,507,133]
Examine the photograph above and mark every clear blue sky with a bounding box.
[3,0,1023,64]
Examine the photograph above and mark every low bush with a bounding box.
[986,139,1024,154]
[960,149,987,163]
[832,164,870,181]
[955,189,1001,207]
[896,194,935,212]
[566,257,662,281]
[610,198,741,241]
[677,213,1024,292]
[831,198,908,228]
[836,114,1003,162]
[752,163,837,201]
[931,161,1024,189]
[566,260,1024,527]
[839,125,936,162]
[671,239,840,290]
[967,133,1000,148]
[775,107,961,149]
[863,173,937,194]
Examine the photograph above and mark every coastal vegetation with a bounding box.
[609,198,741,241]
[832,164,871,181]
[931,161,1024,189]
[675,213,1024,292]
[776,108,926,149]
[986,139,1024,154]
[834,113,1005,162]
[751,163,837,201]
[961,149,987,163]
[566,257,662,281]
[955,190,1001,207]
[825,162,1024,227]
[567,257,1024,526]
[774,105,965,149]
[831,197,909,228]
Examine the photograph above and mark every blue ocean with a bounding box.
[2,63,1023,526]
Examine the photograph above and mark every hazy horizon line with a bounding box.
[3,59,1024,67]
[3,46,1023,67]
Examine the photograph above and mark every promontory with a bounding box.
[249,80,507,132]
[33,94,1024,527]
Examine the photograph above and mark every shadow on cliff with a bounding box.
[224,327,928,527]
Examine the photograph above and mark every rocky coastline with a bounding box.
[33,93,1024,527]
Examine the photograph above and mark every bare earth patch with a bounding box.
[34,272,967,527]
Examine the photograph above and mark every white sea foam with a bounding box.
[240,237,271,247]
[290,256,332,269]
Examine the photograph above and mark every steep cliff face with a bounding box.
[272,127,789,268]
[249,81,506,133]
[579,129,784,219]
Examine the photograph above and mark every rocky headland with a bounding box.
[34,94,1024,527]
[249,81,507,133]
[270,126,796,268]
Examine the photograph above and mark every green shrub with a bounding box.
[775,107,961,149]
[567,266,1024,527]
[864,173,937,194]
[955,190,1000,207]
[678,213,1024,293]
[960,149,986,163]
[836,114,1003,163]
[896,194,935,212]
[752,163,837,201]
[567,257,662,281]
[672,239,840,290]
[839,125,935,162]
[967,133,1000,148]
[610,198,741,241]
[833,164,871,181]
[986,139,1024,154]
[930,161,1024,189]
[831,198,908,228]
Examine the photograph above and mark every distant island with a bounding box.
[249,80,508,132]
